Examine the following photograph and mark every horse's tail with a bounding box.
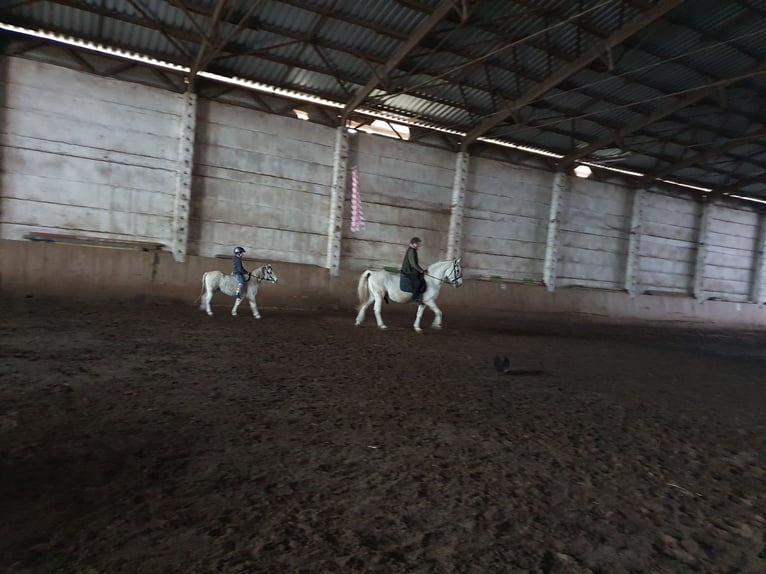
[196,272,208,307]
[357,270,372,309]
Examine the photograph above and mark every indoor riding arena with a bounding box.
[2,2,766,573]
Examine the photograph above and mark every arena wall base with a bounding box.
[2,239,765,329]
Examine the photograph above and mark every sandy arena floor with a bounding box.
[1,296,765,573]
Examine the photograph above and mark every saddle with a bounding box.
[399,273,424,294]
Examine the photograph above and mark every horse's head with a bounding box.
[449,258,463,288]
[429,258,463,288]
[259,264,279,284]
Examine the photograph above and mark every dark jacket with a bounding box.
[401,246,425,275]
[233,255,248,276]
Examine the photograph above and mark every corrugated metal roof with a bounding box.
[2,0,766,199]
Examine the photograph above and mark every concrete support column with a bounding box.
[171,91,196,263]
[750,212,766,303]
[693,198,715,300]
[326,127,350,276]
[625,188,645,297]
[447,151,469,260]
[543,172,567,292]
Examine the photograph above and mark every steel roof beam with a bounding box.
[200,16,765,175]
[9,0,763,199]
[276,0,409,41]
[340,0,458,122]
[40,0,760,157]
[640,126,766,183]
[3,37,46,56]
[412,2,766,143]
[5,5,759,186]
[38,0,201,51]
[188,0,229,83]
[716,172,766,195]
[126,0,194,60]
[204,27,760,185]
[559,62,766,168]
[459,0,684,150]
[0,0,42,12]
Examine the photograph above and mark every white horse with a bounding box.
[199,264,278,318]
[355,258,463,332]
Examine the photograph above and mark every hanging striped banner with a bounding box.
[350,165,365,232]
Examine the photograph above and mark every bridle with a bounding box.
[247,267,265,284]
[425,259,462,287]
[251,265,278,284]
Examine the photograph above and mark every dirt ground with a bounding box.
[1,295,765,574]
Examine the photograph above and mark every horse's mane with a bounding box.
[426,259,455,275]
[250,263,275,281]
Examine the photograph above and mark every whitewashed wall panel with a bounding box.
[557,179,631,289]
[0,58,180,243]
[703,203,759,301]
[340,134,454,270]
[638,193,700,294]
[189,101,335,265]
[461,158,552,281]
[4,56,766,310]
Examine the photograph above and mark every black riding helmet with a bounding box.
[233,246,246,255]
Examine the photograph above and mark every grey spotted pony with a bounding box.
[199,264,278,318]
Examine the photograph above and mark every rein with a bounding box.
[249,265,276,284]
[249,270,264,284]
[242,269,260,284]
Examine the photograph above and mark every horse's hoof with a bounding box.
[206,312,213,316]
[378,325,388,330]
[431,324,442,330]
[414,328,423,334]
[254,315,261,319]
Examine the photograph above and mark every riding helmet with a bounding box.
[233,246,246,255]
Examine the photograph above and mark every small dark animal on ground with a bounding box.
[494,355,511,375]
[493,355,547,376]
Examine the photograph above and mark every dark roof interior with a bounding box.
[2,0,766,201]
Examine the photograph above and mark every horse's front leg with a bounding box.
[425,300,443,329]
[204,292,214,316]
[413,303,426,333]
[248,296,261,319]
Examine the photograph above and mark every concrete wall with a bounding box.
[190,100,335,265]
[557,177,632,290]
[0,57,180,245]
[703,201,760,301]
[640,192,699,295]
[463,158,552,282]
[2,56,766,328]
[341,132,454,270]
